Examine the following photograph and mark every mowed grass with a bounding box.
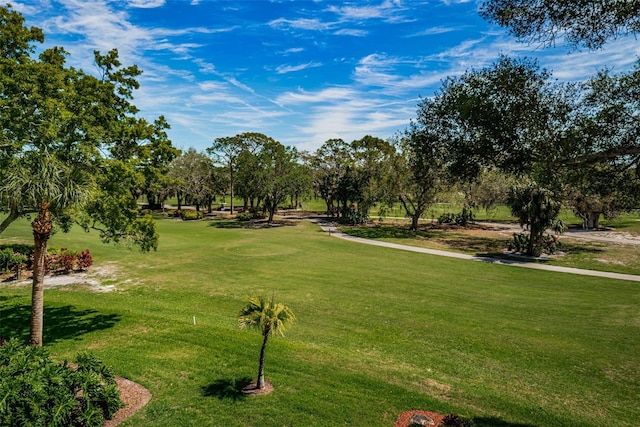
[1,217,639,426]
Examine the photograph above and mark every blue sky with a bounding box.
[12,0,640,153]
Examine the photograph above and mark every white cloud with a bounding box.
[268,17,333,31]
[275,62,323,74]
[334,28,368,37]
[127,0,165,8]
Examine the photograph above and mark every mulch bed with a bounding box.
[394,410,446,427]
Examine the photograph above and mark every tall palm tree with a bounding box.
[238,295,296,390]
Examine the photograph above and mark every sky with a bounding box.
[11,0,640,153]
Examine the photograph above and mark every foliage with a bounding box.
[0,339,123,427]
[180,210,204,221]
[238,295,296,389]
[479,0,640,49]
[0,249,27,273]
[441,413,475,427]
[508,232,561,255]
[437,208,475,226]
[44,248,93,273]
[235,211,266,221]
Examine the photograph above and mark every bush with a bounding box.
[438,208,475,226]
[44,248,93,273]
[76,250,94,271]
[0,249,27,273]
[0,339,123,427]
[508,233,561,255]
[235,211,266,221]
[180,210,203,220]
[441,413,474,426]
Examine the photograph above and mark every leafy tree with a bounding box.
[208,132,266,214]
[258,139,301,222]
[238,295,296,391]
[349,135,396,218]
[309,139,351,217]
[169,148,220,212]
[0,5,162,345]
[391,128,447,231]
[480,0,640,50]
[415,56,576,254]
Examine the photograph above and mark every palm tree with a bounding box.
[238,295,296,390]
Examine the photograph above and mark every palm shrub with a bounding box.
[0,340,123,427]
[238,295,296,390]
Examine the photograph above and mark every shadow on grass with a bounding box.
[0,300,120,344]
[473,416,538,427]
[201,377,253,401]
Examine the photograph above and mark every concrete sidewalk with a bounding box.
[316,221,640,283]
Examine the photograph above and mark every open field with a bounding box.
[1,216,639,426]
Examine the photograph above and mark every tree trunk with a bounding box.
[410,215,419,232]
[0,206,21,237]
[30,203,52,347]
[257,328,270,389]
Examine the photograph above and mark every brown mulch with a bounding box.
[240,381,274,395]
[394,410,446,427]
[104,377,152,427]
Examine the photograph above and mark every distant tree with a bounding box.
[349,135,396,218]
[238,295,296,391]
[480,0,640,50]
[309,139,351,217]
[208,132,267,214]
[391,128,447,231]
[169,148,219,212]
[259,139,301,223]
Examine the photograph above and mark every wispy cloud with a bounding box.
[334,28,368,37]
[407,26,462,37]
[269,17,333,31]
[127,0,165,8]
[275,62,323,74]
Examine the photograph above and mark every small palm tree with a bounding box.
[238,295,296,390]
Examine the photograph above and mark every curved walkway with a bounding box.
[316,221,640,283]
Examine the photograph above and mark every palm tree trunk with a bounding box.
[257,327,270,389]
[30,203,52,347]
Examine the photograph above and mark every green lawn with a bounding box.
[1,217,639,426]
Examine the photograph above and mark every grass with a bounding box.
[1,216,639,426]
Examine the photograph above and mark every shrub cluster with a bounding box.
[438,208,475,226]
[0,339,123,427]
[508,233,561,255]
[235,211,267,221]
[46,248,94,273]
[441,413,474,426]
[0,249,27,274]
[171,209,204,220]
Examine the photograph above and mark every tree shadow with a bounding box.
[208,219,297,229]
[0,301,120,345]
[201,377,253,401]
[472,416,538,427]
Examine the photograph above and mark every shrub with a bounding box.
[181,210,203,220]
[438,212,456,224]
[235,211,266,221]
[508,233,561,255]
[76,250,94,271]
[43,248,93,273]
[0,249,28,274]
[0,339,123,427]
[441,413,474,426]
